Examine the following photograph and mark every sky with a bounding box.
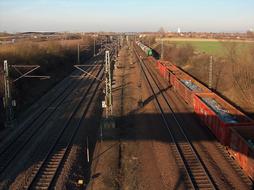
[0,0,253,33]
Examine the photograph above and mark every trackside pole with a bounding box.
[3,60,50,128]
[86,137,90,163]
[94,38,96,56]
[105,50,113,118]
[100,50,115,142]
[77,43,80,64]
[209,56,213,90]
[161,38,164,60]
[3,60,14,127]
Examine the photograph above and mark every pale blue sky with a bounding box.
[0,0,253,32]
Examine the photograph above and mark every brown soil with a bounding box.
[50,40,253,190]
[89,43,187,190]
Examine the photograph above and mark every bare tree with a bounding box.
[224,42,254,107]
[158,27,165,36]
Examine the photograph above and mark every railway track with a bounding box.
[24,62,104,190]
[144,57,254,189]
[0,60,98,175]
[134,48,217,190]
[0,51,111,190]
[0,55,101,154]
[0,55,99,152]
[146,58,253,189]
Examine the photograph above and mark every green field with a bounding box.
[165,40,254,57]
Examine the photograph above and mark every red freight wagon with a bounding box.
[157,60,178,73]
[193,93,254,145]
[156,61,168,80]
[229,126,254,181]
[171,71,189,91]
[169,71,177,87]
[156,61,184,86]
[166,64,179,73]
[174,73,211,105]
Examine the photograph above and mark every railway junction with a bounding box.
[0,36,253,190]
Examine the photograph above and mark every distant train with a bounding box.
[135,41,153,56]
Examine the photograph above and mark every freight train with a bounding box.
[135,41,254,182]
[136,41,153,56]
[154,60,254,182]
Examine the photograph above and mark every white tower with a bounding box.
[177,27,181,34]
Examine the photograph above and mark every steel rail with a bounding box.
[134,47,217,190]
[25,49,115,190]
[0,55,100,153]
[25,64,104,190]
[0,60,99,175]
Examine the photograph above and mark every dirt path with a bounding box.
[88,42,187,190]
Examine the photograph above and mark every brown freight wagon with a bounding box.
[229,126,254,181]
[193,93,254,145]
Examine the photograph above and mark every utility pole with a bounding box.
[161,38,164,60]
[77,43,80,64]
[105,51,112,118]
[3,60,50,128]
[78,43,90,64]
[94,37,96,56]
[209,55,213,90]
[86,137,90,163]
[138,60,143,107]
[3,60,14,127]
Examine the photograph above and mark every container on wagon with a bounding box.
[170,70,188,91]
[229,126,254,181]
[193,93,254,145]
[174,73,211,105]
